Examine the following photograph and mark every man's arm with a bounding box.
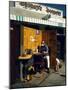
[44,45,48,54]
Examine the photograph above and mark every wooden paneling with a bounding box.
[21,26,57,69]
[48,31,57,69]
[22,26,42,51]
[10,24,20,85]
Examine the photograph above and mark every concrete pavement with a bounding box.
[11,61,66,88]
[39,61,66,87]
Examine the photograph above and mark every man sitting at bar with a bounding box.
[40,41,50,73]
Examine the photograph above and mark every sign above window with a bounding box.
[19,2,42,11]
[15,2,62,17]
[46,7,61,16]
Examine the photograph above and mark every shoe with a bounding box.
[47,70,50,73]
[47,68,50,73]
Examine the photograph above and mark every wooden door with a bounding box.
[42,30,57,69]
[48,31,57,69]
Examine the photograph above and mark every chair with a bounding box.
[33,54,45,73]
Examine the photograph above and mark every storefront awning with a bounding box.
[10,14,65,28]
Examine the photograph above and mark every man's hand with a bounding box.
[43,51,48,54]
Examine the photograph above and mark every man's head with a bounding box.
[41,41,45,46]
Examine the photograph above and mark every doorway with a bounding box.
[42,30,57,69]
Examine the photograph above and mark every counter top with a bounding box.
[18,54,32,60]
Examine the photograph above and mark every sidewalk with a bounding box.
[11,71,48,88]
[39,61,66,87]
[11,61,66,88]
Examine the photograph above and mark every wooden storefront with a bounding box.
[21,26,57,69]
[10,21,58,85]
[10,2,65,88]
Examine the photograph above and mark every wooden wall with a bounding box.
[22,26,42,51]
[21,26,57,69]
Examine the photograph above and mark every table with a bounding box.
[18,55,32,81]
[33,52,42,55]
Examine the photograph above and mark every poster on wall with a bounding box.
[9,1,66,89]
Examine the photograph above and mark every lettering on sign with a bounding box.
[19,2,61,16]
[46,7,61,16]
[19,2,42,11]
